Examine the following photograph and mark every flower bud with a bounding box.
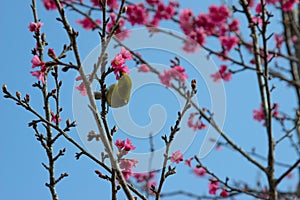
[26,94,30,102]
[16,91,21,99]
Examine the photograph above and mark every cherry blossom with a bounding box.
[76,17,101,30]
[145,0,160,6]
[47,48,56,58]
[51,111,62,123]
[188,113,207,131]
[208,5,230,25]
[107,13,129,41]
[43,0,57,10]
[75,82,87,96]
[159,66,188,87]
[282,0,299,11]
[111,48,132,79]
[30,65,47,84]
[170,150,183,164]
[274,34,284,49]
[193,167,206,177]
[220,189,228,197]
[28,22,44,32]
[219,36,239,51]
[208,181,219,195]
[210,65,232,82]
[184,158,192,167]
[31,55,44,68]
[138,64,150,72]
[114,138,136,152]
[126,3,149,26]
[119,159,138,171]
[253,103,280,124]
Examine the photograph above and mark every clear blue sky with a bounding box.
[0,0,298,199]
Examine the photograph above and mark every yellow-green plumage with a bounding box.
[106,74,132,108]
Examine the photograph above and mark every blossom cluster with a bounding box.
[187,113,207,131]
[179,5,239,52]
[158,65,188,87]
[111,47,132,80]
[115,138,137,181]
[253,103,281,125]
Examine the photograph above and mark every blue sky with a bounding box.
[0,0,298,199]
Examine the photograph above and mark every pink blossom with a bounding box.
[111,51,131,80]
[193,167,206,177]
[184,158,192,167]
[159,66,188,87]
[170,150,183,164]
[210,65,232,82]
[274,34,284,49]
[145,0,160,6]
[220,189,228,197]
[126,3,149,26]
[51,112,62,123]
[111,54,126,68]
[28,22,44,32]
[121,170,132,181]
[255,3,262,14]
[179,9,194,35]
[76,17,101,30]
[75,75,83,81]
[115,138,136,152]
[107,13,129,41]
[229,19,239,32]
[138,64,150,72]
[43,0,57,10]
[209,181,219,195]
[195,14,214,36]
[188,113,207,131]
[266,0,279,4]
[253,103,280,124]
[182,38,199,53]
[219,36,239,51]
[107,0,119,9]
[114,65,130,80]
[253,106,265,122]
[246,0,255,7]
[208,5,230,25]
[115,139,125,150]
[91,0,119,9]
[119,159,138,171]
[283,0,299,11]
[120,47,133,60]
[124,138,136,151]
[134,172,155,183]
[147,181,157,192]
[47,48,56,58]
[30,66,46,84]
[75,82,87,96]
[252,16,263,26]
[31,55,44,68]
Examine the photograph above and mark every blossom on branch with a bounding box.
[30,65,47,84]
[159,65,188,87]
[111,47,132,80]
[126,3,149,26]
[76,17,101,30]
[31,55,44,68]
[75,82,87,96]
[28,22,44,32]
[170,150,183,164]
[210,65,232,82]
[138,64,150,72]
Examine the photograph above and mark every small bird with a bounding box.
[106,74,132,108]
